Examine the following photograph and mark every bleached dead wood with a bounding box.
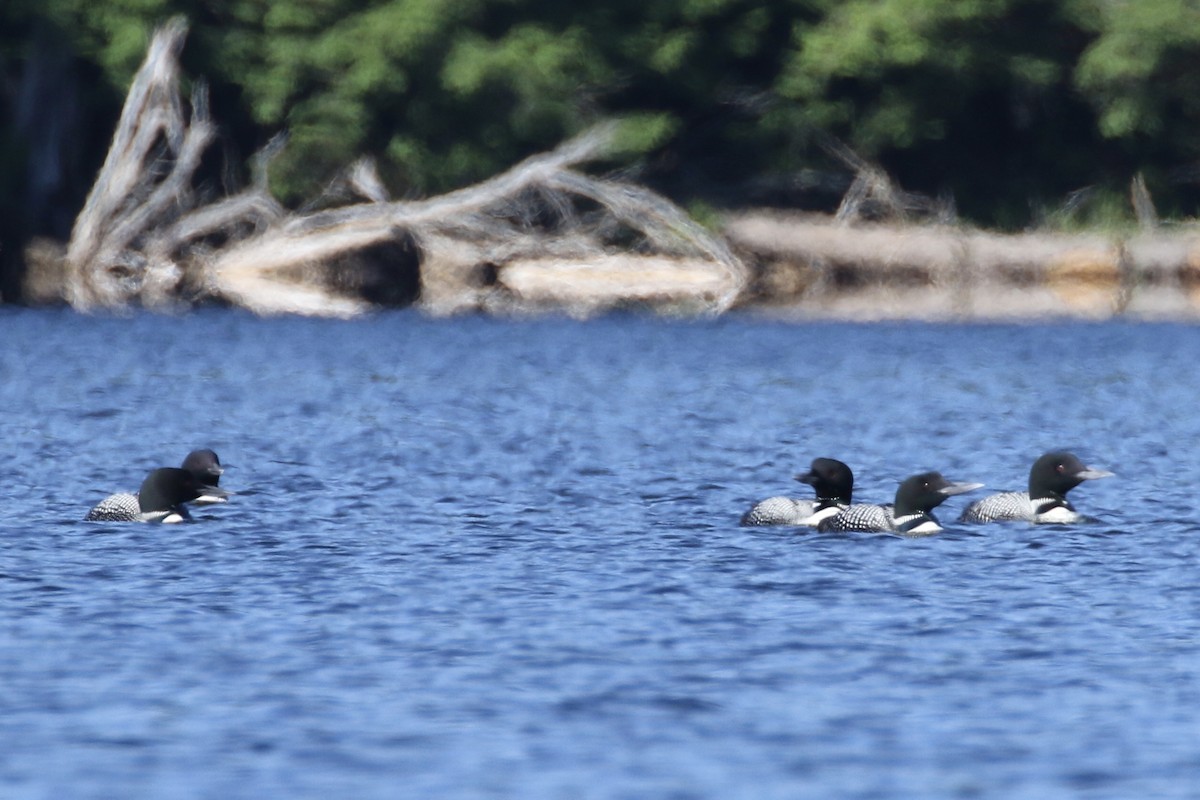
[61,18,746,317]
[64,18,214,309]
[497,255,734,316]
[211,123,747,316]
[1131,173,1158,231]
[725,211,1200,319]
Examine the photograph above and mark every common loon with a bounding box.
[181,448,228,504]
[817,471,983,535]
[959,451,1113,524]
[84,468,220,523]
[741,457,854,526]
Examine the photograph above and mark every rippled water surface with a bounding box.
[2,308,1199,799]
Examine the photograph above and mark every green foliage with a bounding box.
[6,0,1200,228]
[442,23,610,141]
[776,0,1178,226]
[1074,0,1200,142]
[608,114,680,158]
[209,0,806,202]
[206,0,489,197]
[685,199,723,231]
[781,0,1073,151]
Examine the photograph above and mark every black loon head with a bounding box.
[181,449,223,486]
[795,457,854,504]
[180,448,231,503]
[1028,451,1113,501]
[894,471,984,517]
[137,468,208,516]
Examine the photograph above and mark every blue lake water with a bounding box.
[1,308,1199,799]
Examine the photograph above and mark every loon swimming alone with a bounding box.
[959,451,1113,524]
[817,471,983,535]
[181,448,228,504]
[84,468,221,523]
[741,457,854,526]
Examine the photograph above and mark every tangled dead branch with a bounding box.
[60,19,746,317]
[64,18,219,309]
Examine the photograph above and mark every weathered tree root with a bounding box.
[62,18,747,317]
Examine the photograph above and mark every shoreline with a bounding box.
[18,210,1200,321]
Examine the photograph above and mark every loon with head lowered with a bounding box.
[959,451,1112,524]
[741,458,854,526]
[817,471,983,535]
[181,448,229,504]
[85,468,222,523]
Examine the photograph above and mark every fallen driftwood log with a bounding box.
[726,211,1200,320]
[47,18,746,317]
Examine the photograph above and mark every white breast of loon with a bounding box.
[1031,500,1083,524]
[893,515,943,536]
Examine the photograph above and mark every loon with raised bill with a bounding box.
[85,468,225,523]
[741,457,854,526]
[959,451,1113,524]
[817,471,983,535]
[181,448,229,504]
